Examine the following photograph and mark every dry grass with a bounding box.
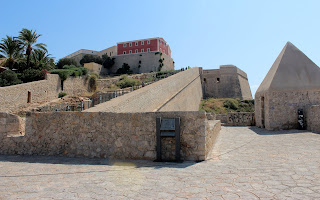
[199,98,254,114]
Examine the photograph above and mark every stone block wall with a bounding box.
[85,68,202,113]
[0,111,219,161]
[205,120,221,158]
[111,52,174,74]
[216,114,227,123]
[84,62,103,75]
[0,74,60,113]
[0,74,90,114]
[63,76,89,96]
[306,105,320,133]
[0,112,25,137]
[255,90,320,130]
[226,112,255,126]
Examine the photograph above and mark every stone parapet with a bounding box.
[0,111,220,161]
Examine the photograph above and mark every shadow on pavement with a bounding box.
[0,154,197,169]
[249,126,314,135]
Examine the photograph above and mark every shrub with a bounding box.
[90,72,99,79]
[81,67,88,75]
[56,58,79,69]
[0,70,22,87]
[50,69,72,81]
[58,92,67,98]
[102,54,115,69]
[88,74,98,91]
[50,67,88,80]
[80,54,103,66]
[116,63,132,74]
[19,69,43,83]
[116,75,141,89]
[223,99,239,110]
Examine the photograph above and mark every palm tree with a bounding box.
[31,49,55,70]
[18,28,47,68]
[0,36,23,69]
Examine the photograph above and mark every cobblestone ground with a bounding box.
[1,126,320,199]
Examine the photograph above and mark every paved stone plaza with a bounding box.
[1,126,320,199]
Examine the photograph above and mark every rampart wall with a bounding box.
[226,112,255,126]
[202,65,252,100]
[0,74,60,113]
[0,74,90,113]
[84,67,202,113]
[111,52,174,74]
[0,111,220,161]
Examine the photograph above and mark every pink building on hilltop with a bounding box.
[117,37,171,57]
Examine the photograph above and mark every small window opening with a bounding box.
[217,78,220,83]
[61,80,64,91]
[27,91,31,103]
[204,78,206,82]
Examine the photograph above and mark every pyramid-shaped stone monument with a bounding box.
[255,42,320,130]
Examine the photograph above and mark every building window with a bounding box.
[141,49,144,52]
[141,41,144,45]
[135,49,138,53]
[129,50,132,54]
[123,43,127,47]
[129,42,132,47]
[147,40,150,44]
[135,42,138,46]
[147,48,150,52]
[217,78,220,83]
[27,91,31,103]
[123,51,126,54]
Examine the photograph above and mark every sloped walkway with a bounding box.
[1,126,320,199]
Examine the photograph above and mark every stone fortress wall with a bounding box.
[0,111,221,161]
[111,52,174,74]
[84,67,202,113]
[202,65,252,100]
[0,74,61,113]
[0,74,90,113]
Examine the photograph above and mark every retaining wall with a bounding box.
[0,112,25,137]
[306,105,320,133]
[226,112,255,126]
[0,74,60,113]
[84,67,202,113]
[0,74,91,113]
[0,111,220,161]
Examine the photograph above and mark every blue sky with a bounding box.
[1,0,320,95]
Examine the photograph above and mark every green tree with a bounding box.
[0,70,22,86]
[18,28,47,68]
[116,63,132,74]
[18,68,43,83]
[0,36,23,69]
[56,58,78,69]
[102,54,115,69]
[30,49,55,70]
[80,54,103,66]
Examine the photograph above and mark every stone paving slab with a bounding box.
[1,126,320,199]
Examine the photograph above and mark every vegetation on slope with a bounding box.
[199,98,254,114]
